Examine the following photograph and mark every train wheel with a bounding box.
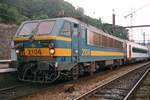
[71,65,79,80]
[89,70,94,76]
[18,62,35,80]
[47,71,60,83]
[89,62,96,76]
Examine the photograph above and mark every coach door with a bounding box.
[71,23,80,63]
[129,45,132,61]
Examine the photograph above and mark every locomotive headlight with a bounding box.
[15,49,19,54]
[49,49,55,54]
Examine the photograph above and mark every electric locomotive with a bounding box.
[13,17,130,83]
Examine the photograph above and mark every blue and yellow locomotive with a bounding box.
[13,17,126,83]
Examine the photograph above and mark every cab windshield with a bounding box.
[18,20,55,36]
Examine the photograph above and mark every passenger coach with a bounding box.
[126,41,149,62]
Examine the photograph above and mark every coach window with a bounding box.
[110,38,113,48]
[132,47,148,53]
[94,33,99,46]
[99,34,102,47]
[106,37,109,47]
[102,35,106,47]
[61,22,71,37]
[108,37,111,48]
[87,30,94,45]
[113,39,116,48]
[81,26,86,39]
[72,23,79,36]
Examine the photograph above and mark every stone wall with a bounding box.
[0,24,18,59]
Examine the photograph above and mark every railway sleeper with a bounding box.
[96,90,128,96]
[92,93,124,100]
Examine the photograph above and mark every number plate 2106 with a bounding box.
[24,48,42,56]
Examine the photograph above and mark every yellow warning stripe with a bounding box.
[23,48,71,57]
[15,36,72,42]
[23,48,124,57]
[91,51,124,57]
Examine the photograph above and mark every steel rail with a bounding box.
[74,63,150,100]
[0,83,31,92]
[123,67,150,100]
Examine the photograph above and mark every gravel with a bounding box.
[20,62,149,100]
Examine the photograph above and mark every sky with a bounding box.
[65,0,150,42]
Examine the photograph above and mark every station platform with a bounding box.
[0,60,18,87]
[0,67,18,89]
[0,68,17,73]
[0,61,17,73]
[0,60,12,63]
[0,64,9,69]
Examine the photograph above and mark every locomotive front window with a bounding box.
[18,22,38,36]
[18,20,55,36]
[61,22,71,36]
[37,21,55,35]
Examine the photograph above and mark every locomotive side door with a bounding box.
[71,23,80,63]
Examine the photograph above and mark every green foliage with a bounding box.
[32,14,49,20]
[0,0,129,39]
[0,3,27,24]
[103,23,129,39]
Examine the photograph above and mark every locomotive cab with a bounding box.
[14,18,78,83]
[15,20,56,57]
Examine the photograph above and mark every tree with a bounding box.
[0,4,27,24]
[0,0,129,39]
[103,23,129,40]
[76,7,84,16]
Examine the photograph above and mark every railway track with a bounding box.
[0,62,148,100]
[0,83,51,100]
[0,76,81,100]
[74,63,150,100]
[126,67,150,100]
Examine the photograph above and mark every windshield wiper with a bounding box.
[29,26,39,38]
[20,34,28,37]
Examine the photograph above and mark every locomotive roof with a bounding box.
[125,40,148,50]
[21,17,124,42]
[62,17,124,42]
